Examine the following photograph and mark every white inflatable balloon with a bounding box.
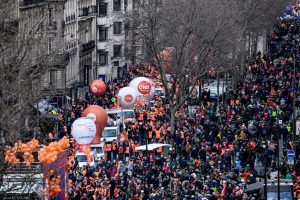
[129,77,155,100]
[117,87,139,108]
[71,117,96,144]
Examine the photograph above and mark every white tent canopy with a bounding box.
[0,173,43,197]
[135,143,171,151]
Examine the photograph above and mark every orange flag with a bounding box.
[119,131,128,142]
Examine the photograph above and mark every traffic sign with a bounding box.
[287,150,295,158]
[287,157,295,165]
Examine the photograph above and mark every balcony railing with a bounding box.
[41,52,70,67]
[78,6,97,17]
[52,52,70,66]
[80,40,95,54]
[65,14,76,23]
[19,0,45,7]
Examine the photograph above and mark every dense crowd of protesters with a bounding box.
[57,8,300,200]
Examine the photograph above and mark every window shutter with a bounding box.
[43,72,48,88]
[56,70,63,88]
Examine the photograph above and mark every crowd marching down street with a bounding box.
[57,5,300,200]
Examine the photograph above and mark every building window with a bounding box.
[113,61,120,66]
[49,70,56,85]
[83,65,89,86]
[98,3,107,16]
[124,0,128,11]
[113,45,122,57]
[124,22,130,31]
[133,0,138,10]
[113,0,121,11]
[98,51,108,65]
[85,30,90,43]
[117,66,123,78]
[155,0,162,7]
[48,38,54,54]
[98,26,107,41]
[48,8,53,26]
[79,7,89,16]
[113,22,122,34]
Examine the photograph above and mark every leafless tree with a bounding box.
[0,0,65,196]
[225,0,287,88]
[126,0,240,133]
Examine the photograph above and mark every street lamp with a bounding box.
[293,52,296,142]
[263,151,269,200]
[277,119,280,200]
[62,33,74,38]
[291,7,299,142]
[61,33,75,130]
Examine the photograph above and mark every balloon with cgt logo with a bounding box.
[129,77,155,100]
[117,87,139,109]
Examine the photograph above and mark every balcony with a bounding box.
[19,0,46,8]
[41,52,70,67]
[66,41,77,53]
[80,40,95,54]
[78,6,97,19]
[97,41,109,50]
[41,87,67,96]
[65,14,76,24]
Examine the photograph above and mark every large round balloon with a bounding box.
[129,77,155,99]
[89,80,106,96]
[82,105,107,144]
[117,87,139,109]
[71,118,96,144]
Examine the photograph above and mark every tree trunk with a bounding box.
[232,68,238,90]
[217,72,220,108]
[222,72,225,103]
[253,33,258,56]
[239,31,247,83]
[131,23,137,65]
[225,71,229,104]
[240,24,248,80]
[247,32,251,59]
[0,146,4,184]
[179,93,185,117]
[170,107,176,135]
[231,43,238,90]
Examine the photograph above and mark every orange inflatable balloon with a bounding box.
[89,80,106,96]
[82,105,107,144]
